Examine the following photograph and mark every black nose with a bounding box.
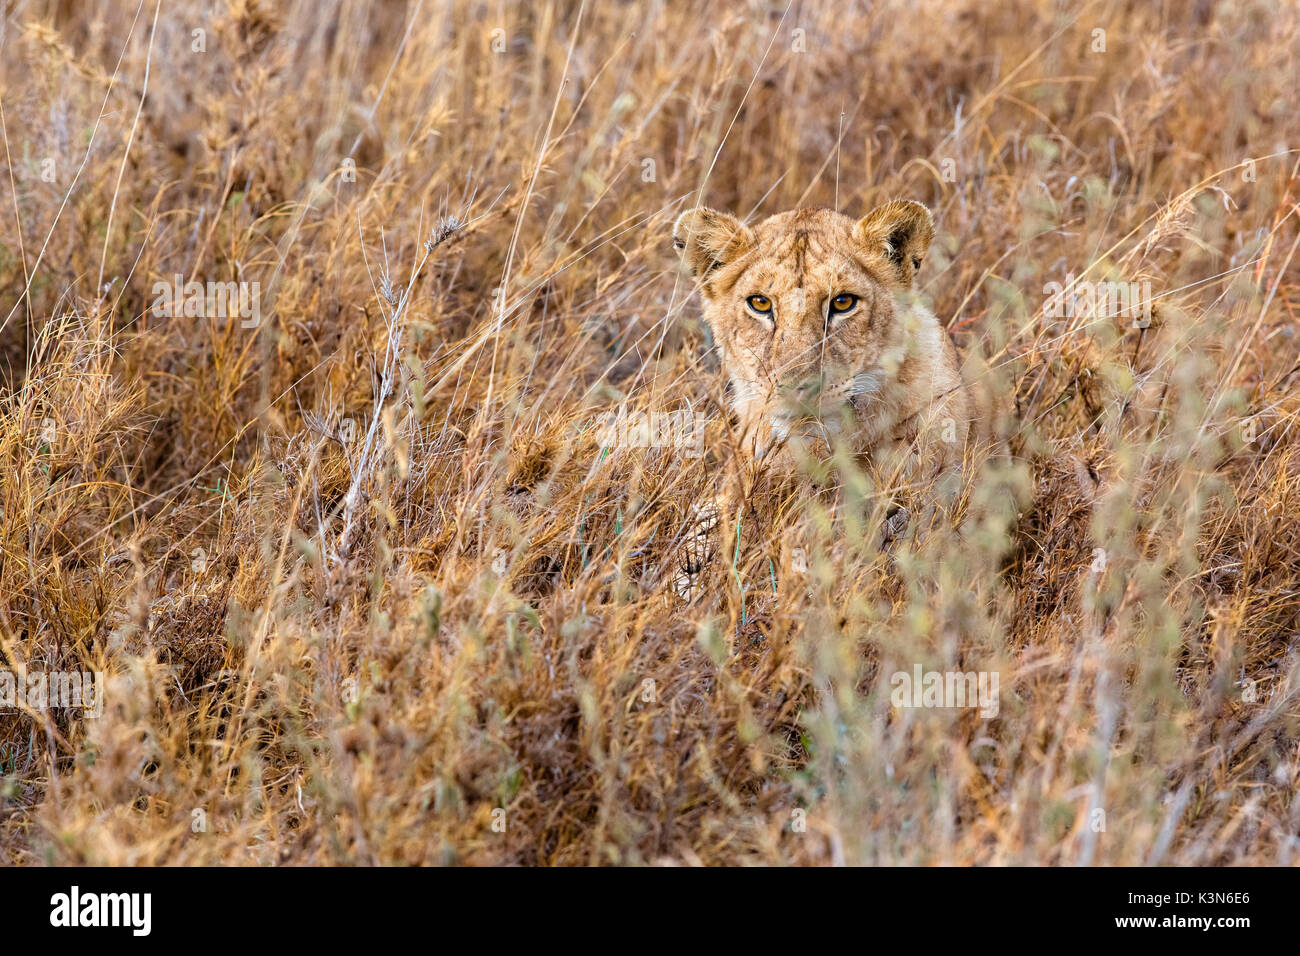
[778,377,822,404]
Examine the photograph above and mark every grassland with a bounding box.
[0,0,1298,865]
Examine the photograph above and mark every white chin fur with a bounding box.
[850,372,881,397]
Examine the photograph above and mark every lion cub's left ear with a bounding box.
[855,199,934,287]
[673,207,756,284]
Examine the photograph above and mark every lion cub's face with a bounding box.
[673,201,934,453]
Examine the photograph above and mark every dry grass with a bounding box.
[1,0,1298,866]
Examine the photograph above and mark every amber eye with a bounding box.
[746,294,773,315]
[829,293,858,315]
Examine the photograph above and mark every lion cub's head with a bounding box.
[673,200,934,454]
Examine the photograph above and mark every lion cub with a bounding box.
[671,200,973,592]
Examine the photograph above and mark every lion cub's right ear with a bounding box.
[672,207,756,283]
[855,199,934,287]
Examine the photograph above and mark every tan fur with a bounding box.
[668,200,975,598]
[673,200,972,483]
